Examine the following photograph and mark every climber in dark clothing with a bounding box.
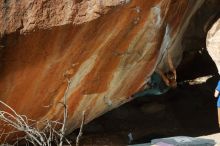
[133,53,177,97]
[157,53,177,89]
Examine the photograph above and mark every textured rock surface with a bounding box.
[207,19,220,74]
[0,0,204,142]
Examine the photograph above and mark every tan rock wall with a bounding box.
[207,18,220,74]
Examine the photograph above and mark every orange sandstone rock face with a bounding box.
[0,0,204,141]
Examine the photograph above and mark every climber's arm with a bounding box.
[157,68,169,86]
[167,53,177,80]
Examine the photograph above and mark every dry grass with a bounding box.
[0,80,72,145]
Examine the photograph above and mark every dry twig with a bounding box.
[76,111,86,146]
[59,79,71,146]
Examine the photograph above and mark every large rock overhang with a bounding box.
[0,0,205,141]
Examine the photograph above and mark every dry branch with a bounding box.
[76,111,86,146]
[59,79,71,146]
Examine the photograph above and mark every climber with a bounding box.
[214,80,220,128]
[132,52,177,97]
[157,52,177,89]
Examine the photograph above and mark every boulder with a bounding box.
[151,136,215,146]
[207,18,220,75]
[0,0,204,142]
